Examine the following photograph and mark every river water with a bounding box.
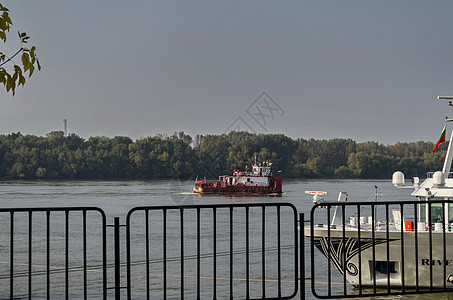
[0,179,450,299]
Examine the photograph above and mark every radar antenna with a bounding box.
[437,96,453,108]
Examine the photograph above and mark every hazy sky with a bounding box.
[2,0,453,144]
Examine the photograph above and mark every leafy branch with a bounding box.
[0,3,41,96]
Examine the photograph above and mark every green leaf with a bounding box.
[28,64,34,77]
[21,52,30,69]
[19,74,26,86]
[12,70,17,82]
[2,12,11,25]
[0,17,7,32]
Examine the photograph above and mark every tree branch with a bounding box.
[0,47,23,67]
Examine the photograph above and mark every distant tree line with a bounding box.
[0,130,446,180]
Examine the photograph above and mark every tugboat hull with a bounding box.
[193,181,282,195]
[193,162,282,195]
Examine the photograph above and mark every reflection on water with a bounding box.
[0,179,446,299]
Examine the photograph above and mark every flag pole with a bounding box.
[443,121,453,173]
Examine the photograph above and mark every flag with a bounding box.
[433,124,447,153]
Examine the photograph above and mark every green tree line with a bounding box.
[0,130,446,180]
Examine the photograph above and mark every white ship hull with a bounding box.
[306,225,453,288]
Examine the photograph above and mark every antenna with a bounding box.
[437,96,453,107]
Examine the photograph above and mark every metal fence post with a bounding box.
[300,212,305,300]
[114,217,121,300]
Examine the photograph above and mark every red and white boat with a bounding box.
[193,162,282,195]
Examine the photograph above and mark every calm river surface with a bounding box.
[0,179,450,299]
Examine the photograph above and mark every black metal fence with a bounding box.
[0,207,107,299]
[3,201,453,299]
[308,199,453,299]
[125,203,299,299]
[0,203,300,299]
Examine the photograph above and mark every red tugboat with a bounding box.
[193,162,282,195]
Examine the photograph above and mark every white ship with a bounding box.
[305,96,453,289]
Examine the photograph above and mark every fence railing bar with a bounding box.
[292,205,299,300]
[428,202,433,290]
[342,205,347,296]
[414,202,419,292]
[246,206,250,300]
[277,206,282,299]
[28,211,32,300]
[300,213,304,300]
[126,213,131,300]
[10,211,14,300]
[371,203,376,294]
[102,211,107,300]
[262,206,266,299]
[213,207,217,298]
[197,207,201,300]
[65,210,69,300]
[327,206,331,297]
[385,204,390,293]
[400,204,405,293]
[357,204,362,295]
[163,208,167,300]
[310,204,316,298]
[230,206,234,299]
[180,208,184,300]
[46,211,50,300]
[145,210,150,300]
[114,217,120,300]
[443,202,447,290]
[83,210,88,300]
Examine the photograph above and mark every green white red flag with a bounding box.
[433,124,447,153]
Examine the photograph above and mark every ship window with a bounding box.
[374,261,397,274]
[419,201,426,223]
[449,203,453,223]
[247,178,250,182]
[431,203,444,223]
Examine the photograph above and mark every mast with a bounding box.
[438,97,453,173]
[443,124,453,173]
